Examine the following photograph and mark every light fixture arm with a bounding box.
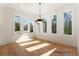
[39,3,41,19]
[35,3,43,23]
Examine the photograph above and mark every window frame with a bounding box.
[51,14,57,34]
[30,21,34,33]
[63,10,73,35]
[43,19,47,33]
[23,18,29,33]
[37,23,40,33]
[14,15,21,34]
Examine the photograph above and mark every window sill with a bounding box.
[15,31,20,34]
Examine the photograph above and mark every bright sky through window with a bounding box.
[23,17,30,26]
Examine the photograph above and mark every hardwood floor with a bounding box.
[0,38,78,56]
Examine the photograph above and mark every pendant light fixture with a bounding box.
[35,3,43,23]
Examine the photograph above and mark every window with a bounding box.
[15,16,20,32]
[51,15,57,33]
[23,18,28,33]
[37,23,40,32]
[30,21,33,32]
[43,19,47,33]
[64,11,72,35]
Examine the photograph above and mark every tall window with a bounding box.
[15,16,20,32]
[37,23,40,32]
[43,19,47,33]
[51,15,57,33]
[30,21,33,32]
[23,18,28,33]
[64,11,72,35]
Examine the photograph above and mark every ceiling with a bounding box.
[1,3,62,15]
[0,3,77,20]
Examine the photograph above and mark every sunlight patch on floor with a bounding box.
[26,43,50,52]
[40,48,57,56]
[19,41,40,46]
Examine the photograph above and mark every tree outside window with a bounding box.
[30,21,33,32]
[43,19,47,33]
[64,11,72,35]
[30,22,33,32]
[23,19,28,33]
[51,15,57,33]
[15,16,20,33]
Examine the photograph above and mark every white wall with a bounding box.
[35,3,78,47]
[74,4,79,55]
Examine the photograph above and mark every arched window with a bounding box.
[23,18,28,33]
[43,18,47,33]
[64,11,72,35]
[30,21,33,32]
[23,17,31,33]
[51,15,57,33]
[15,16,20,33]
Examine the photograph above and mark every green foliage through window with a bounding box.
[15,16,20,32]
[51,15,57,33]
[30,23,33,32]
[23,18,29,33]
[43,20,47,33]
[24,24,28,33]
[64,11,72,35]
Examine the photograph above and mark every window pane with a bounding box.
[38,23,40,32]
[30,22,33,32]
[51,15,57,33]
[43,20,47,33]
[15,16,20,32]
[23,19,28,33]
[64,11,72,35]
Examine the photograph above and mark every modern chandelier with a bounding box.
[35,3,43,23]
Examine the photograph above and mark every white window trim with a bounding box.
[63,9,73,36]
[51,14,58,35]
[13,15,21,34]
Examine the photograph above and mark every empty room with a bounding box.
[0,3,79,56]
